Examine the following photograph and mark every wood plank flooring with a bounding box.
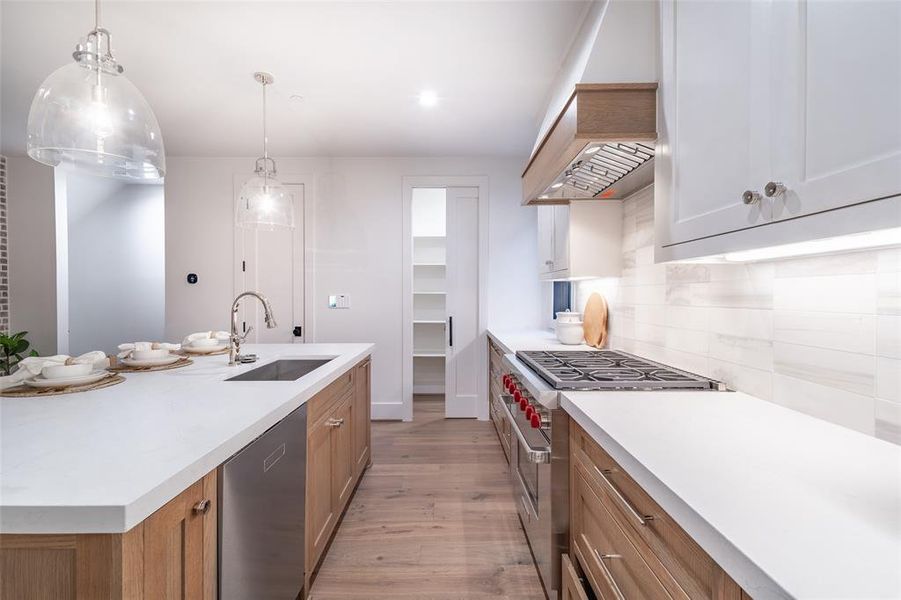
[309,397,546,599]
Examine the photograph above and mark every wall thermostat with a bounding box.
[328,294,350,309]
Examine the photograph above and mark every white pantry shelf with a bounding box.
[413,320,446,325]
[413,351,445,358]
[413,291,446,295]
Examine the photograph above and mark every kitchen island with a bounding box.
[0,342,373,599]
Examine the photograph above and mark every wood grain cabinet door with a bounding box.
[307,415,336,567]
[142,478,213,600]
[331,392,355,511]
[353,358,371,474]
[561,554,591,600]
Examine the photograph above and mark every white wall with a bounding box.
[411,188,446,237]
[64,172,165,355]
[7,157,56,355]
[165,156,540,418]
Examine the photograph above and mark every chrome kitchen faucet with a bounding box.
[229,291,277,365]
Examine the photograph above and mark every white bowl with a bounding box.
[555,322,585,345]
[132,348,171,361]
[190,338,220,348]
[41,363,92,380]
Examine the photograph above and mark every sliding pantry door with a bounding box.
[444,187,480,418]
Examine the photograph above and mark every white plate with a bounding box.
[182,344,227,355]
[26,370,110,389]
[121,354,181,367]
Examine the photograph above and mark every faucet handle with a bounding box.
[236,325,254,342]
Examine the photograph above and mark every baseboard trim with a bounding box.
[371,402,405,420]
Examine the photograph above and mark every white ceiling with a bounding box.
[1,1,589,158]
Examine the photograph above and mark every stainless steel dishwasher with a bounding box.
[219,404,306,600]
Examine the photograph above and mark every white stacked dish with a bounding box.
[27,364,110,389]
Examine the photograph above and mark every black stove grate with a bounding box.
[516,350,723,390]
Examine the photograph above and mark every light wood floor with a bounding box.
[309,396,546,599]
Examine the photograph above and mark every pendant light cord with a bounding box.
[95,0,101,31]
[262,81,269,162]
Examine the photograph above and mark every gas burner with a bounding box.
[516,350,724,391]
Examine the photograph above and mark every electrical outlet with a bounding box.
[328,294,350,309]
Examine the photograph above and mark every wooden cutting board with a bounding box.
[582,292,609,348]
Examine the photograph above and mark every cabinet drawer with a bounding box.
[309,369,355,425]
[562,553,592,600]
[572,424,724,599]
[572,460,682,600]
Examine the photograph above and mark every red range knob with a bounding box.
[519,396,529,411]
[502,374,510,386]
[513,390,522,402]
[530,412,541,429]
[505,380,513,393]
[525,405,534,420]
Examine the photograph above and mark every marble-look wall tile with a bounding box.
[665,305,709,332]
[875,398,901,444]
[876,315,900,359]
[706,307,773,339]
[773,342,875,396]
[572,190,899,443]
[709,333,773,371]
[774,274,878,314]
[772,374,875,435]
[708,359,773,401]
[774,311,877,355]
[876,270,900,315]
[876,356,900,402]
[773,251,877,278]
[666,327,709,355]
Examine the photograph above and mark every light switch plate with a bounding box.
[328,294,351,309]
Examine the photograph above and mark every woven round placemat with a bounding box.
[1,374,126,398]
[109,357,193,373]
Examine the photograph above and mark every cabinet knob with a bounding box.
[327,417,345,428]
[544,260,554,266]
[742,190,762,205]
[764,181,786,197]
[193,499,211,515]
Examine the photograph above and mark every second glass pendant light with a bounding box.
[236,72,294,230]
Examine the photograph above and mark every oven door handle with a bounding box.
[500,394,550,464]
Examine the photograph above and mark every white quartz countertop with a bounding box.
[562,391,901,600]
[487,328,596,354]
[0,343,373,534]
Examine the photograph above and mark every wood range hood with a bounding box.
[522,83,658,206]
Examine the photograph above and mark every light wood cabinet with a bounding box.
[569,421,749,600]
[537,201,622,280]
[305,358,372,591]
[353,357,372,474]
[0,470,217,600]
[561,554,591,600]
[487,338,511,462]
[656,0,901,260]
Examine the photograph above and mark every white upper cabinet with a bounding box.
[657,0,901,258]
[770,0,901,220]
[537,202,622,280]
[656,0,772,247]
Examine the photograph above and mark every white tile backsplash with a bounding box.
[574,187,901,444]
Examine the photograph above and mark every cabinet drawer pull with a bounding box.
[594,465,649,526]
[580,534,625,600]
[192,499,211,515]
[326,417,345,428]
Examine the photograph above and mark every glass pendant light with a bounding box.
[26,0,165,180]
[236,72,294,230]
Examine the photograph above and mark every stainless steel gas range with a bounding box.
[498,349,725,600]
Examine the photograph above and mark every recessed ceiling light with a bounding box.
[289,94,304,102]
[418,90,438,108]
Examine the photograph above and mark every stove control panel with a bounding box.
[501,372,548,430]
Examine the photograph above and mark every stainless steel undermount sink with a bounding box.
[226,358,334,382]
